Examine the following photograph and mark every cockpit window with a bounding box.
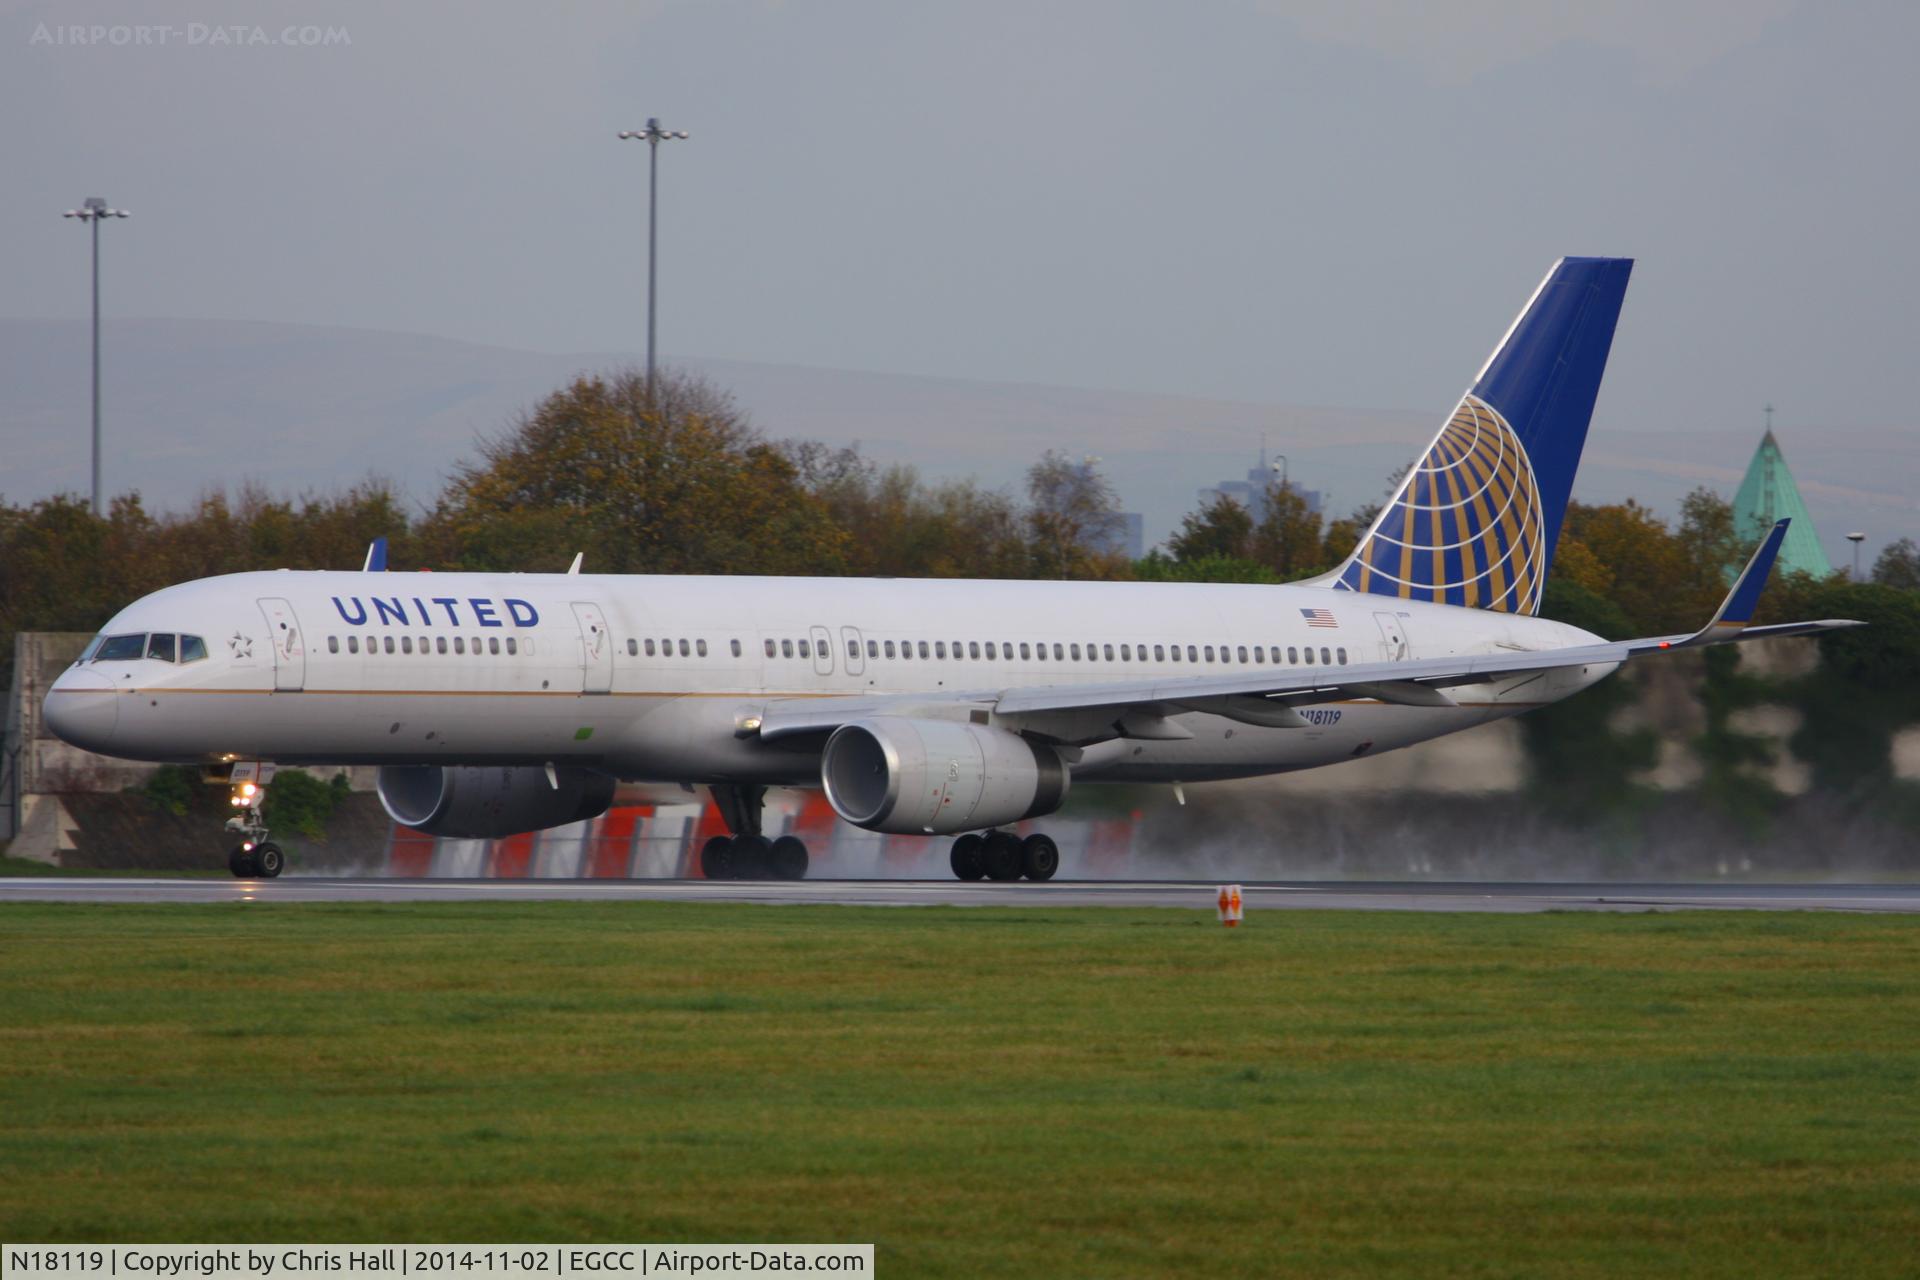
[147,634,177,663]
[75,635,105,665]
[94,634,146,661]
[180,635,208,663]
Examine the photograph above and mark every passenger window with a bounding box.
[328,636,340,654]
[384,636,396,655]
[420,636,429,653]
[1052,644,1063,660]
[1270,646,1281,664]
[1153,644,1164,661]
[1204,646,1215,662]
[884,640,896,658]
[935,641,947,659]
[764,639,775,658]
[696,639,708,657]
[797,639,809,659]
[1237,646,1248,663]
[1321,647,1332,665]
[866,640,878,658]
[984,642,996,660]
[436,637,447,654]
[969,641,981,659]
[180,635,208,663]
[782,639,794,658]
[1337,647,1347,664]
[1120,644,1130,661]
[848,639,859,658]
[348,636,360,654]
[1252,646,1263,664]
[1104,644,1115,661]
[648,639,659,657]
[731,639,741,657]
[401,637,413,655]
[1070,644,1081,661]
[507,637,518,656]
[454,637,465,655]
[917,641,930,659]
[628,638,638,656]
[1170,645,1181,662]
[1187,646,1198,662]
[1019,643,1031,660]
[1289,646,1299,664]
[1305,647,1316,665]
[681,639,692,657]
[488,637,500,655]
[96,634,145,661]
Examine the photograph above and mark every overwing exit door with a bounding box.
[572,602,613,694]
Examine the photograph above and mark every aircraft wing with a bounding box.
[756,519,1860,742]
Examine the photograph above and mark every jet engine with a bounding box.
[821,717,1069,835]
[377,764,615,839]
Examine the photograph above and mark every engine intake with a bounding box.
[377,765,615,839]
[821,717,1069,835]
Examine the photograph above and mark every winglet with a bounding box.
[1674,518,1789,647]
[363,537,388,572]
[566,552,584,576]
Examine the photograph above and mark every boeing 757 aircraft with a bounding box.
[43,258,1857,880]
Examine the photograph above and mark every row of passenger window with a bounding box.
[834,637,1349,667]
[629,637,738,659]
[326,634,529,657]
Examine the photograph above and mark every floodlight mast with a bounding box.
[617,118,690,389]
[63,198,130,517]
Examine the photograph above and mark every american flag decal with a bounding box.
[1300,607,1339,628]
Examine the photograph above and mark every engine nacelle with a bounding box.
[377,765,615,839]
[821,717,1069,836]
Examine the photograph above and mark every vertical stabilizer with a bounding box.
[1327,257,1632,614]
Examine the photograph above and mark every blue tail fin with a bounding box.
[1328,256,1633,614]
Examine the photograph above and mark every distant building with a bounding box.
[1731,430,1832,578]
[1198,447,1321,523]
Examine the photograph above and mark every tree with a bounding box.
[1024,451,1128,580]
[1250,482,1325,579]
[1166,495,1253,564]
[1872,537,1920,591]
[425,369,851,576]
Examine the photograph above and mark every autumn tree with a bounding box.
[1024,451,1128,580]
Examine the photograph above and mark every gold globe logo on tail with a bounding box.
[1339,394,1546,615]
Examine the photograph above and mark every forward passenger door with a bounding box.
[572,602,614,694]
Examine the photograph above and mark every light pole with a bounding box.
[63,197,130,516]
[1847,532,1866,582]
[617,118,689,389]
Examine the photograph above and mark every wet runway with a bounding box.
[3,877,1919,912]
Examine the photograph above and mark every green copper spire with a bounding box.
[1730,425,1832,578]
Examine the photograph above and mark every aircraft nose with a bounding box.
[43,669,119,752]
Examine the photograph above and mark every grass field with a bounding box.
[2,903,1918,1278]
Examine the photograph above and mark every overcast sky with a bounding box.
[7,0,1916,440]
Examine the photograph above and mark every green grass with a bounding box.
[2,904,1918,1278]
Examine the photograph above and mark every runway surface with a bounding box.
[3,877,1919,912]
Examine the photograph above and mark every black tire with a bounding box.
[1021,833,1059,881]
[950,833,986,881]
[731,834,773,880]
[227,845,256,878]
[253,842,285,879]
[983,831,1024,882]
[769,835,809,881]
[700,836,735,880]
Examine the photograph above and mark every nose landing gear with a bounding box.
[223,774,283,879]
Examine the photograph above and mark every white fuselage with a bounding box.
[44,570,1613,786]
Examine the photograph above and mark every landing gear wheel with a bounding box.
[730,834,773,880]
[769,836,809,881]
[253,842,285,879]
[982,831,1024,882]
[1021,833,1059,881]
[700,836,735,880]
[227,845,256,878]
[950,833,985,881]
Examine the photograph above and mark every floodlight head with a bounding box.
[1847,532,1867,543]
[84,197,107,212]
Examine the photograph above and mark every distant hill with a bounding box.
[2,316,1912,561]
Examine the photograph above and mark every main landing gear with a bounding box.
[224,774,284,879]
[949,831,1058,882]
[699,784,809,881]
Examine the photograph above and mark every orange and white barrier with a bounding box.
[1216,884,1244,927]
